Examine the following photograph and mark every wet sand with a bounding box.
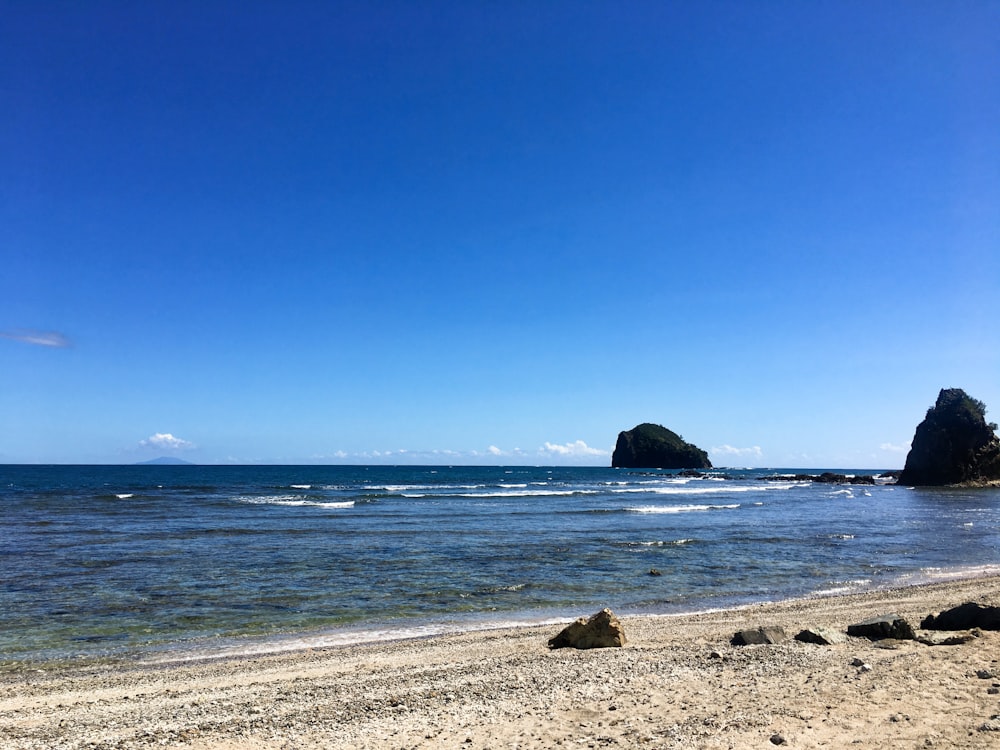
[3,575,1000,749]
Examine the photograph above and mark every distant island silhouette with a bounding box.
[136,457,195,465]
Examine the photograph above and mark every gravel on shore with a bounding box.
[3,576,1000,749]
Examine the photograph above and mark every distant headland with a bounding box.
[898,388,1000,487]
[616,387,1000,486]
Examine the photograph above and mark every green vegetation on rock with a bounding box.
[898,388,1000,486]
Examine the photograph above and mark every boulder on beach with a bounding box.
[795,627,847,646]
[921,602,1000,631]
[897,388,1000,486]
[611,423,711,469]
[731,626,787,646]
[548,608,627,649]
[846,614,915,641]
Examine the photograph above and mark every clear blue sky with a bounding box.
[2,1,998,467]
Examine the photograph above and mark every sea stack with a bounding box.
[897,388,1000,486]
[611,423,712,469]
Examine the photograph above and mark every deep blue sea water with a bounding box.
[2,465,999,664]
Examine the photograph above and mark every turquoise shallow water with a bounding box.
[2,464,999,662]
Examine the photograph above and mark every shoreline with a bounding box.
[11,563,1000,671]
[4,575,1000,748]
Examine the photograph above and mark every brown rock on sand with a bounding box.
[548,607,627,649]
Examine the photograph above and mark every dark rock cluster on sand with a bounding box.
[611,423,712,469]
[922,602,1000,631]
[555,601,1000,652]
[846,614,916,641]
[725,603,1000,649]
[898,388,1000,486]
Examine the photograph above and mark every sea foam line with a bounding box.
[236,495,356,509]
[622,538,696,547]
[402,490,600,499]
[611,484,800,495]
[626,503,741,514]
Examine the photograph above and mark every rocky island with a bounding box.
[611,422,712,469]
[898,388,1000,486]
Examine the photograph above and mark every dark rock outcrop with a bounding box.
[795,627,847,645]
[548,608,627,649]
[731,626,787,646]
[898,389,1000,486]
[760,473,876,485]
[611,423,711,469]
[921,602,1000,631]
[846,614,915,641]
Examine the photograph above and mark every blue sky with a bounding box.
[2,1,998,467]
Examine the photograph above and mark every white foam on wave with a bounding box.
[236,495,355,509]
[629,538,695,547]
[114,493,134,499]
[918,564,1000,581]
[612,483,800,496]
[626,503,740,514]
[375,484,486,493]
[810,579,872,597]
[290,484,312,490]
[403,489,600,499]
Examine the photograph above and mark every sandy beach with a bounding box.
[3,576,1000,749]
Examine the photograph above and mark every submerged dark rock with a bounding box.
[611,423,711,469]
[759,472,877,485]
[898,388,1000,486]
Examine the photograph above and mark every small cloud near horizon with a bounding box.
[307,441,608,464]
[711,444,764,460]
[539,440,608,458]
[1,328,72,348]
[139,432,196,451]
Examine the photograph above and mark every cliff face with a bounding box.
[611,423,712,469]
[898,389,1000,486]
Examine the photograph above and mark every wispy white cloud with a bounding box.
[879,442,910,453]
[710,445,763,460]
[321,448,463,463]
[306,442,607,465]
[540,440,608,458]
[139,432,196,451]
[0,329,72,348]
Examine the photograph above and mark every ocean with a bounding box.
[2,464,999,665]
